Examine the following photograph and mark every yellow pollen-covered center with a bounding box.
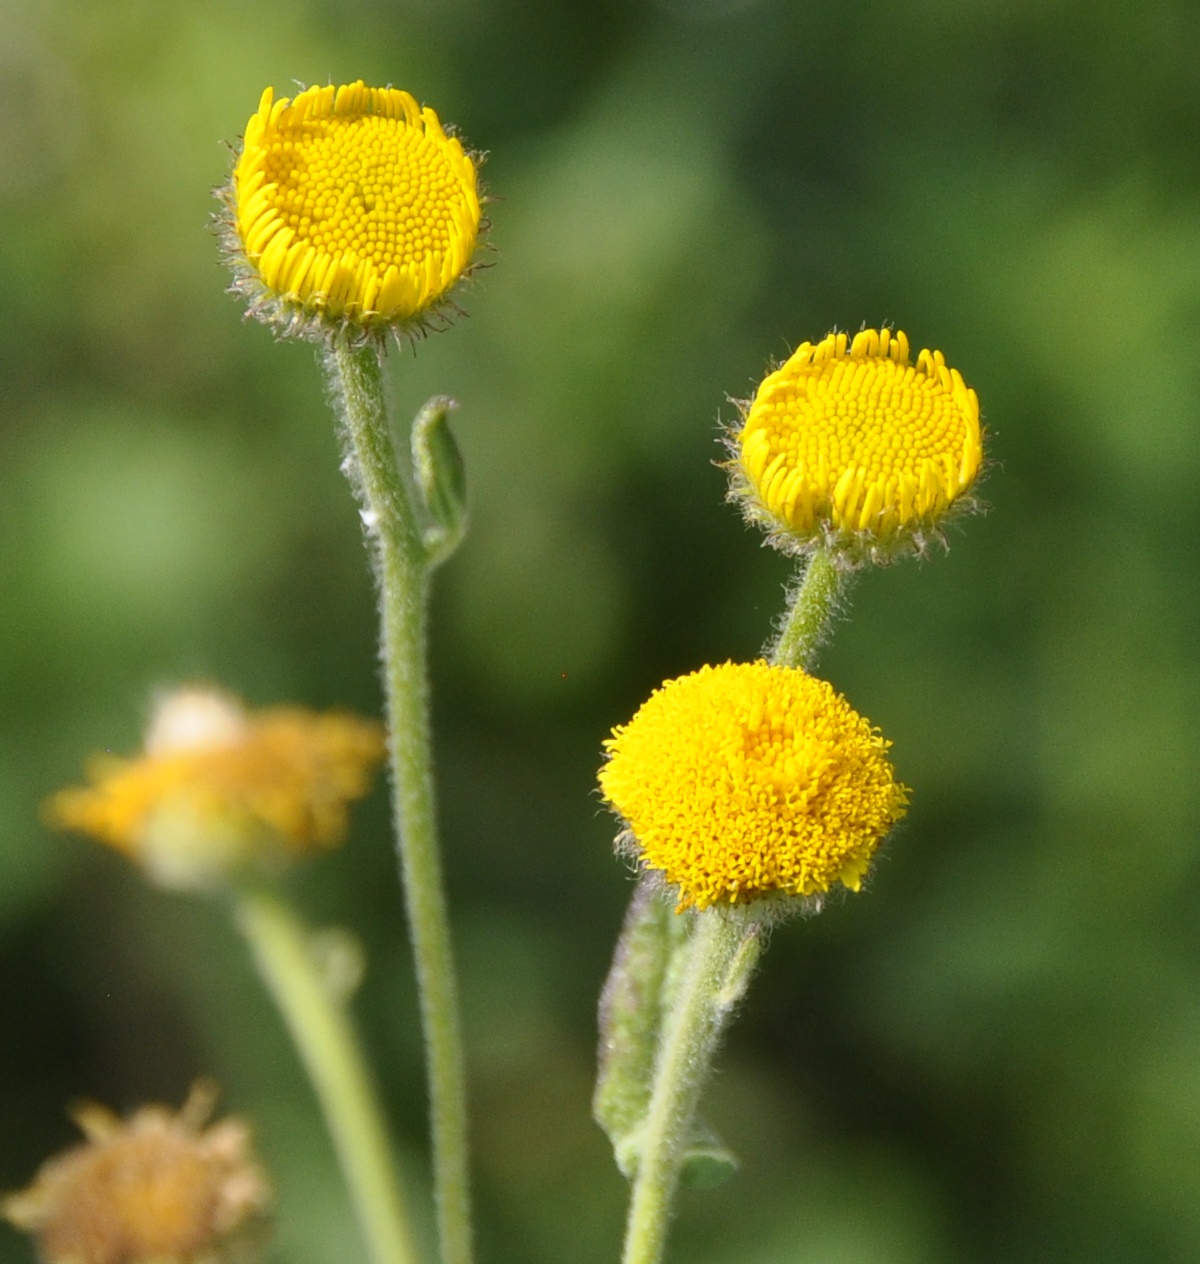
[738,329,982,543]
[234,82,480,326]
[598,661,908,910]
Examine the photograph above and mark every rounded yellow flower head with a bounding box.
[224,81,481,340]
[733,329,983,562]
[598,662,908,912]
[2,1082,269,1264]
[47,686,385,890]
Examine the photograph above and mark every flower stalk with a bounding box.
[233,886,419,1264]
[324,339,472,1264]
[770,548,848,670]
[620,908,763,1264]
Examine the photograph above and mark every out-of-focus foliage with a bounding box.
[2,0,1199,1261]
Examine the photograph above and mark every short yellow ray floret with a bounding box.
[735,329,982,558]
[228,81,481,334]
[47,686,385,889]
[598,661,908,911]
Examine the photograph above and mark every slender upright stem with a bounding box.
[770,548,849,670]
[620,910,762,1264]
[325,340,472,1264]
[233,887,420,1264]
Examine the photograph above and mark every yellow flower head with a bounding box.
[222,81,482,341]
[732,329,983,562]
[2,1082,269,1264]
[47,686,385,889]
[599,662,908,913]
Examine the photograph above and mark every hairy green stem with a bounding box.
[620,909,762,1264]
[770,548,850,669]
[233,887,420,1264]
[326,340,472,1264]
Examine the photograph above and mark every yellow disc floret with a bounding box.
[227,81,481,336]
[598,661,908,911]
[735,329,982,559]
[47,686,385,889]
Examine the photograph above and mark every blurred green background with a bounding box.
[2,0,1199,1260]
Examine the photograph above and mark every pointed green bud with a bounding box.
[411,395,467,567]
[306,926,367,1003]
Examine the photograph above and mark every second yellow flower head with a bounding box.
[734,329,983,561]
